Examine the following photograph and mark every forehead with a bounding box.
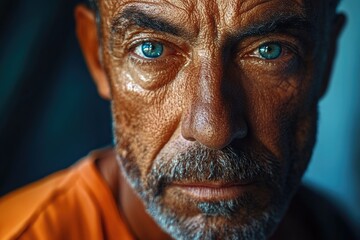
[97,0,325,42]
[99,0,318,24]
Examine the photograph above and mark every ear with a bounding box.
[319,13,346,98]
[75,4,111,100]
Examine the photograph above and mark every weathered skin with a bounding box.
[75,0,344,239]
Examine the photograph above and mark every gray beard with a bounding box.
[116,144,292,240]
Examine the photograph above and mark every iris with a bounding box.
[258,43,282,60]
[141,42,164,59]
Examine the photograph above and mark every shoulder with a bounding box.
[0,154,94,240]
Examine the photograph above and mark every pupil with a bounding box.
[142,42,163,58]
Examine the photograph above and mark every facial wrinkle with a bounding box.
[145,117,182,177]
[239,0,302,17]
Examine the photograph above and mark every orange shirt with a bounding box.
[0,151,134,240]
[1,150,357,240]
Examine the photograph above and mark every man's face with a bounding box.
[94,0,334,239]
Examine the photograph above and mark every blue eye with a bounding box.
[139,42,164,59]
[258,43,282,60]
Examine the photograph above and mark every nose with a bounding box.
[181,53,247,150]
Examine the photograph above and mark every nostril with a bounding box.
[183,135,196,142]
[180,114,196,141]
[233,124,248,139]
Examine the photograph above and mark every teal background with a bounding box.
[303,0,360,231]
[0,0,113,195]
[0,0,359,235]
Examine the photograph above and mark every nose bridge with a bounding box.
[196,51,227,140]
[197,49,223,105]
[181,48,247,149]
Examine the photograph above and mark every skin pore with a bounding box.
[75,0,344,239]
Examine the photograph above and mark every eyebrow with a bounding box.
[111,6,189,38]
[111,7,312,41]
[235,14,313,40]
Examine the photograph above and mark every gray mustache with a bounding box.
[147,145,281,193]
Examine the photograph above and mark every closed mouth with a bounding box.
[171,181,254,201]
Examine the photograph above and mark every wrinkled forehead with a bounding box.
[99,0,323,20]
[95,0,330,41]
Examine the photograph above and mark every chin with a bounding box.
[143,191,289,240]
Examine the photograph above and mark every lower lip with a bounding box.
[172,183,252,201]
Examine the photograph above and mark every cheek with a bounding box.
[240,66,312,161]
[108,60,185,177]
